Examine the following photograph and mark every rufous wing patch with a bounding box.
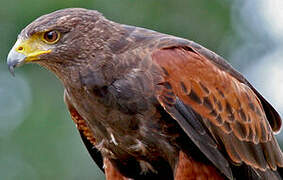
[152,46,283,173]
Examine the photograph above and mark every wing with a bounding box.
[151,45,283,179]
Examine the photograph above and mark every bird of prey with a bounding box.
[7,8,283,180]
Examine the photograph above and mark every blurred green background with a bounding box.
[1,0,283,180]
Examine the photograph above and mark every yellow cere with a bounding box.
[15,33,52,62]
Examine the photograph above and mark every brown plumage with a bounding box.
[7,8,283,180]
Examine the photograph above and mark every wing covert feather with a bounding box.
[152,46,283,175]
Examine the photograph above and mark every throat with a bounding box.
[37,60,80,83]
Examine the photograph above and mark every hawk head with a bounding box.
[7,8,115,76]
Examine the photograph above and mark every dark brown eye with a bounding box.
[43,30,60,44]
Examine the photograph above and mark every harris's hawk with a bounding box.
[7,8,283,180]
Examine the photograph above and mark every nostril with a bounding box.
[17,46,24,51]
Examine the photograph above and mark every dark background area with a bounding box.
[1,0,282,179]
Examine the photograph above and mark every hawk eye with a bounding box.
[42,30,60,44]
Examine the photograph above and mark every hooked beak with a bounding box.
[7,49,27,76]
[6,37,52,76]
